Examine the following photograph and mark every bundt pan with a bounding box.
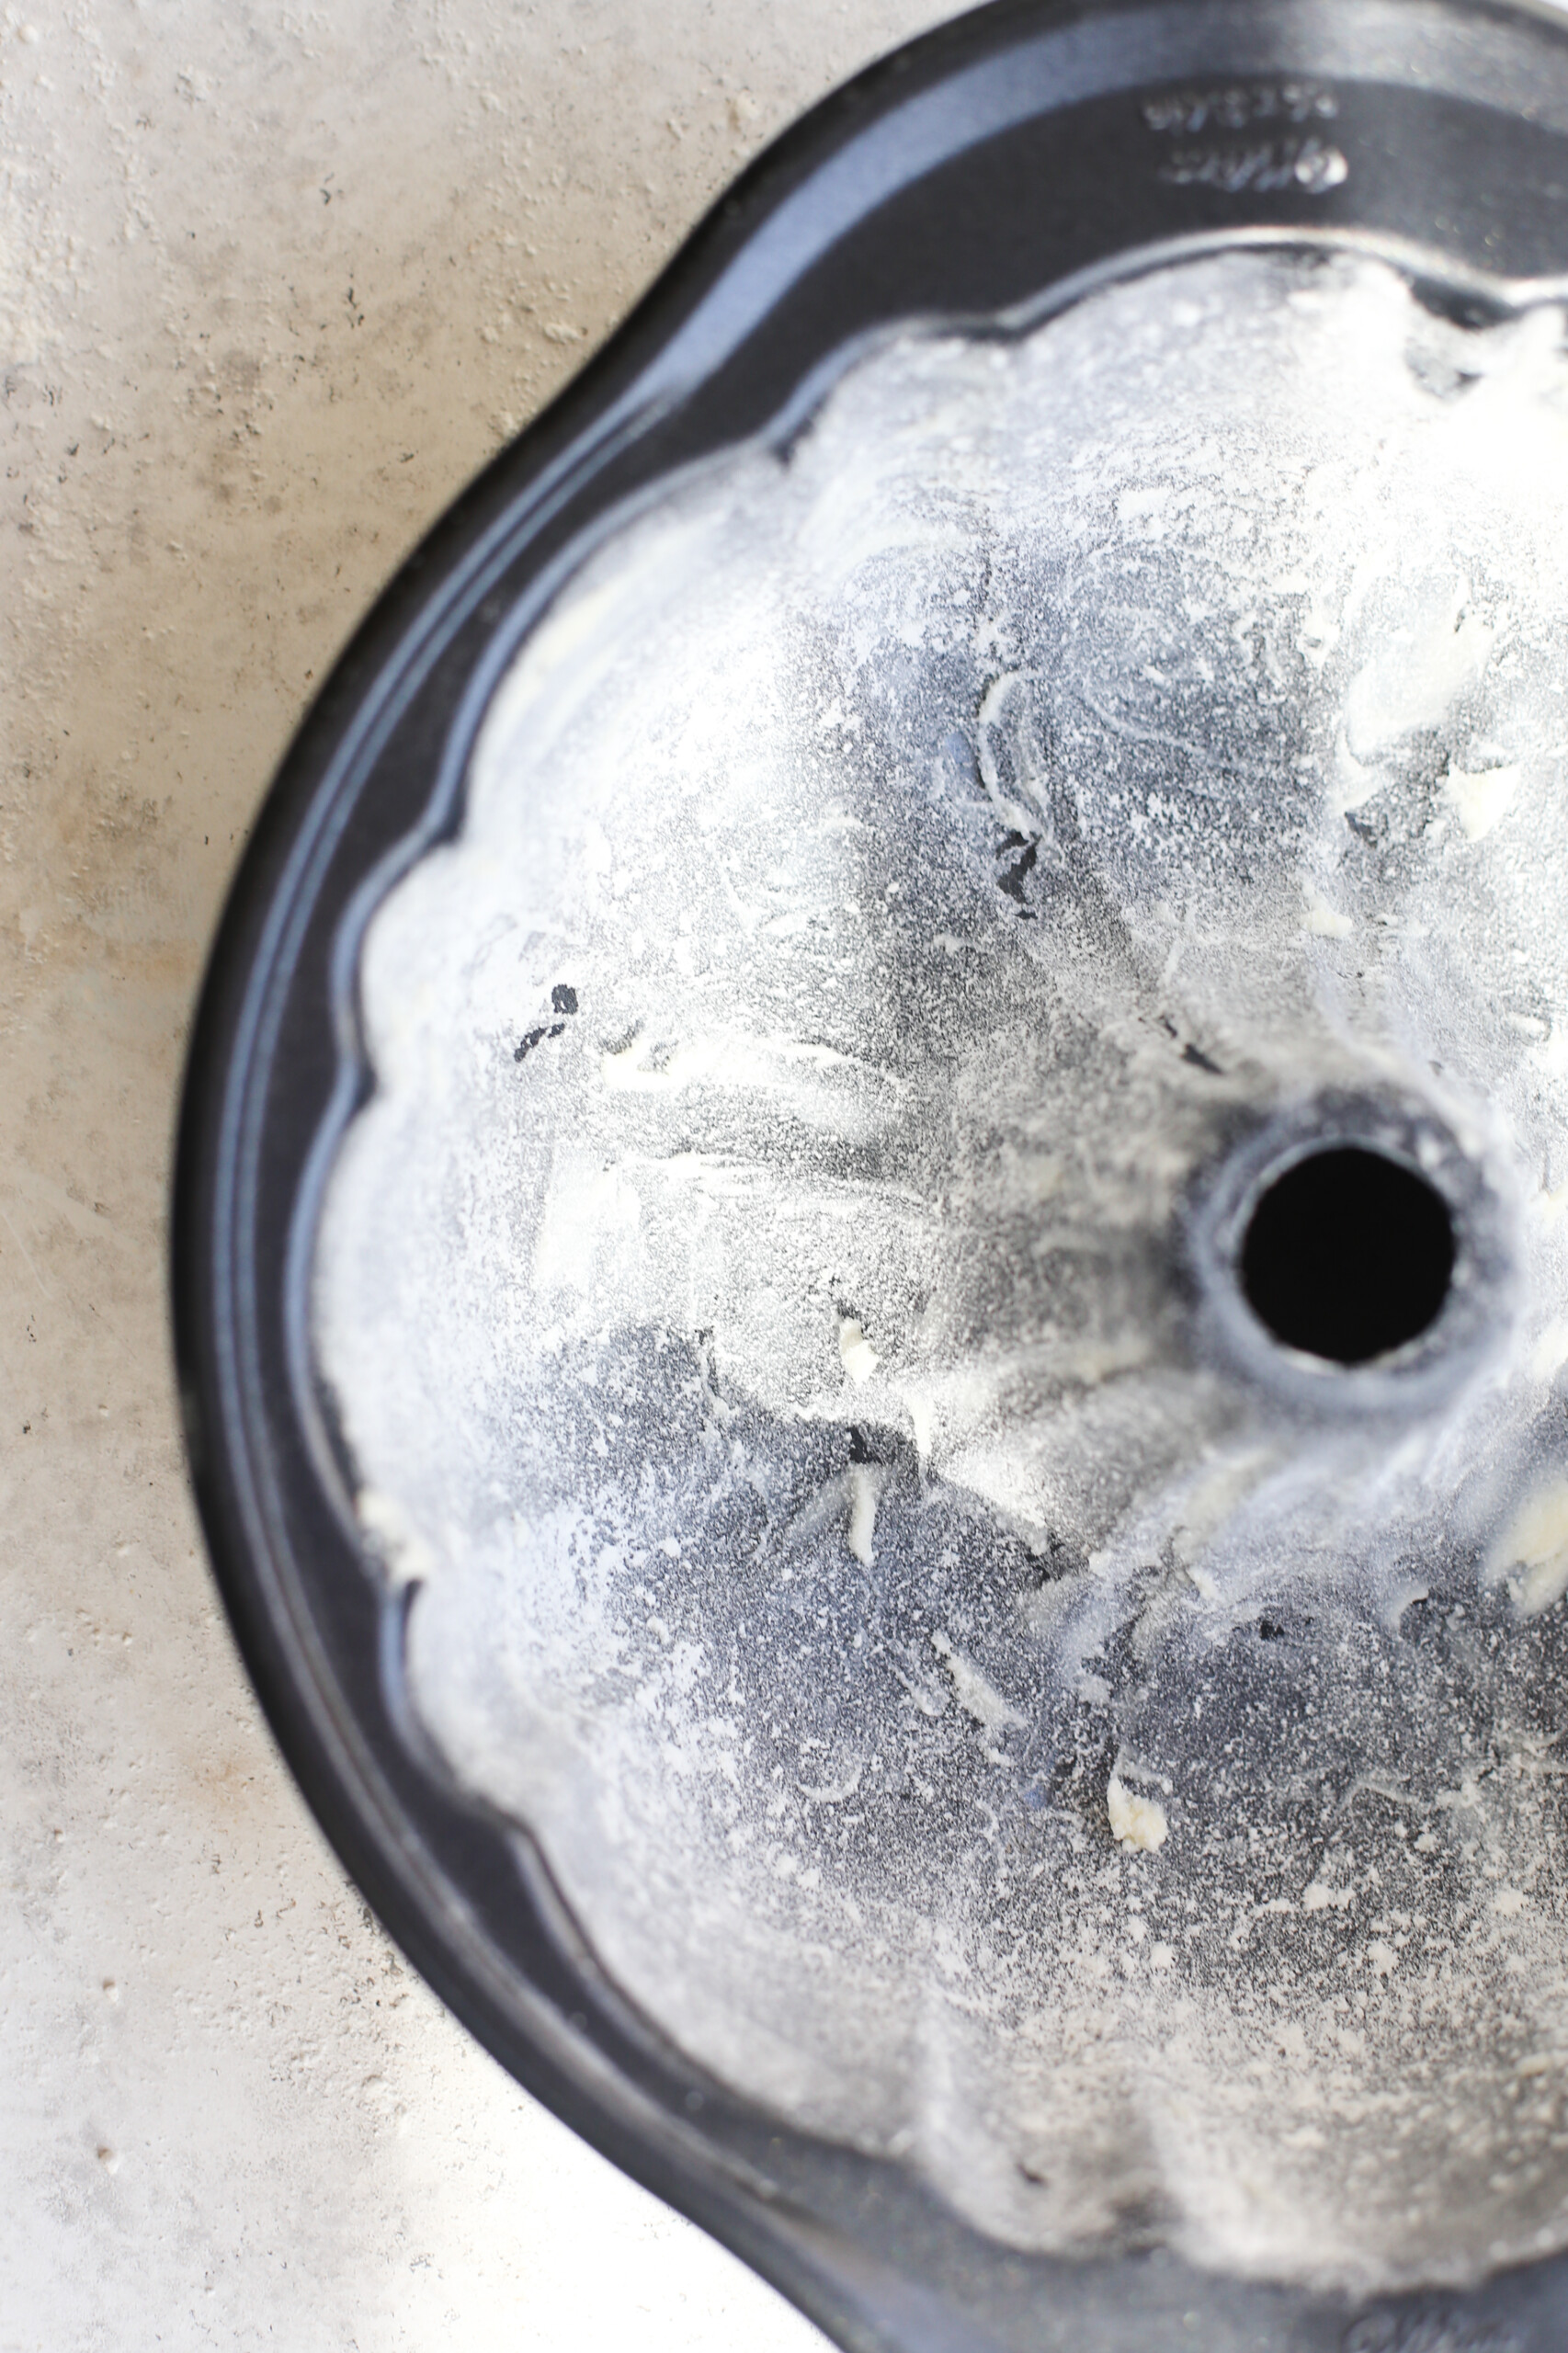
[174,2,1568,2346]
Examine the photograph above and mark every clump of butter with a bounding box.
[1488,1479,1568,1616]
[1108,1774,1168,1852]
[838,1317,881,1383]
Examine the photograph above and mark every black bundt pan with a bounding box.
[174,5,1568,2346]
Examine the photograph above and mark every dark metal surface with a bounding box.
[173,3,1568,2345]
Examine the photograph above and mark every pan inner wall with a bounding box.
[315,246,1568,2292]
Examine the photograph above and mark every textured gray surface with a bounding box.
[0,6,948,2347]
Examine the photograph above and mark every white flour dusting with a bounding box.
[316,249,1568,2293]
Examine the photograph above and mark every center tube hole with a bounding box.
[1240,1145,1456,1367]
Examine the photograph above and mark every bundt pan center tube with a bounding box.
[174,3,1568,2347]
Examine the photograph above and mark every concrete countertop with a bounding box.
[0,6,945,2346]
